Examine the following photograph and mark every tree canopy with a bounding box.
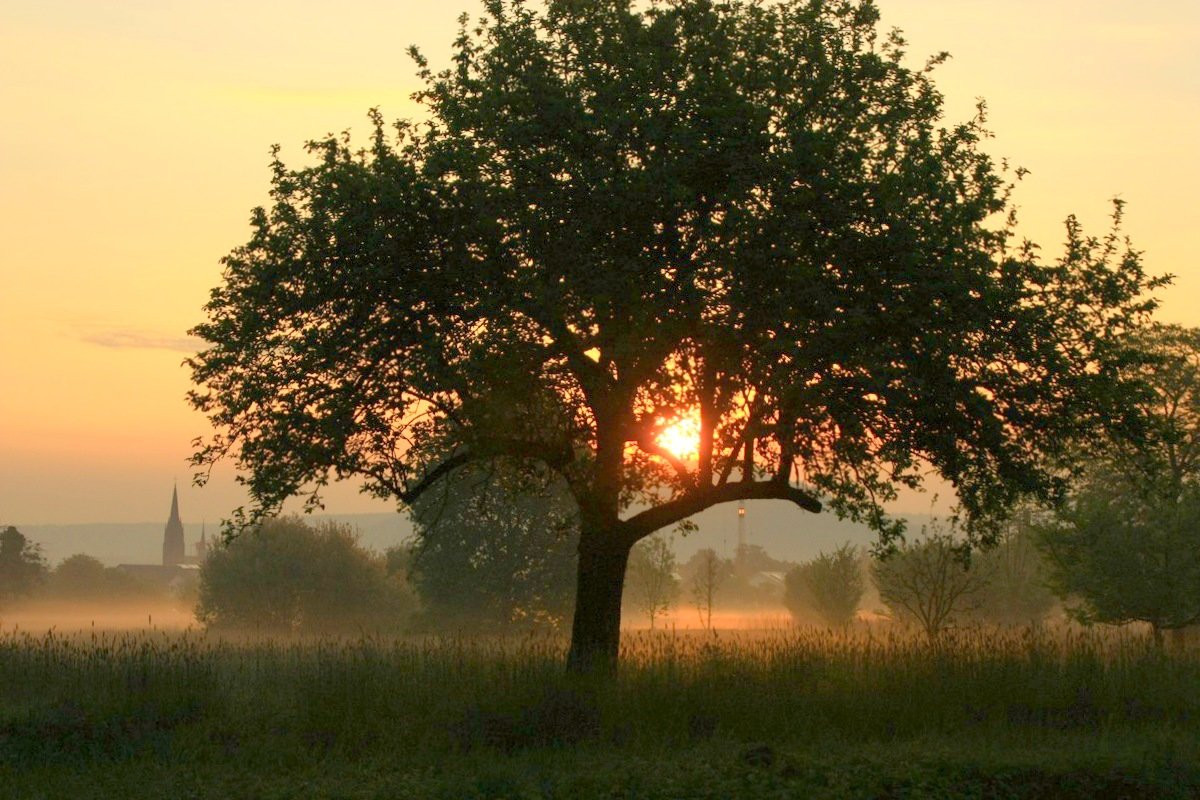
[190,0,1161,670]
[1039,477,1200,640]
[45,554,161,602]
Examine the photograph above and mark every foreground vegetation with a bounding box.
[3,624,1199,798]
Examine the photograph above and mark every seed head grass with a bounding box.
[3,621,1197,766]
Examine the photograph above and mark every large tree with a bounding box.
[190,0,1160,671]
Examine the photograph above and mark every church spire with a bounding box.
[163,485,185,566]
[196,519,208,562]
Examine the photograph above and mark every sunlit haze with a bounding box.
[656,413,702,463]
[2,0,1197,524]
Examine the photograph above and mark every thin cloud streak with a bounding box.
[81,329,203,353]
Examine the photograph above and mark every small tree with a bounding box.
[626,534,680,630]
[1039,325,1200,645]
[687,548,731,631]
[0,526,46,607]
[784,543,864,628]
[1039,478,1200,644]
[720,544,794,607]
[872,527,991,642]
[407,462,578,630]
[197,517,413,633]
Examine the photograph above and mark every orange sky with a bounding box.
[1,0,1197,524]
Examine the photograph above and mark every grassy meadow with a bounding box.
[2,622,1199,798]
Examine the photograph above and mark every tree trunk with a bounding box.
[566,530,632,675]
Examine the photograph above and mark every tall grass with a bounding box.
[2,623,1197,766]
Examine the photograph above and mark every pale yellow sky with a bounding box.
[1,0,1197,524]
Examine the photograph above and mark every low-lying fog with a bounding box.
[0,600,198,633]
[0,599,807,637]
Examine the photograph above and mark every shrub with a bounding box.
[784,543,864,627]
[196,517,414,633]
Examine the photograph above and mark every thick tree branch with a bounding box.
[775,432,798,484]
[626,411,695,484]
[398,436,575,504]
[621,480,821,542]
[398,452,473,503]
[527,308,611,407]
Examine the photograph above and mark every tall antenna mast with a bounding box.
[737,501,747,554]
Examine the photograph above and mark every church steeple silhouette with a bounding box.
[197,520,208,562]
[162,485,185,566]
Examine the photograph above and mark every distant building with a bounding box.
[116,487,207,591]
[748,571,787,590]
[195,525,208,563]
[163,486,185,565]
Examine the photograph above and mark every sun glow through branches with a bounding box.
[655,413,701,462]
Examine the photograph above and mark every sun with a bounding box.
[655,413,700,462]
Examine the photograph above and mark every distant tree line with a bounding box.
[0,525,45,608]
[0,527,173,611]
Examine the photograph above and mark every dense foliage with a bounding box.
[784,543,864,627]
[44,554,162,602]
[407,463,578,630]
[190,0,1161,669]
[1040,476,1200,640]
[1040,326,1200,641]
[196,517,413,633]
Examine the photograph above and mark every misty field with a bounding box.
[2,625,1199,798]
